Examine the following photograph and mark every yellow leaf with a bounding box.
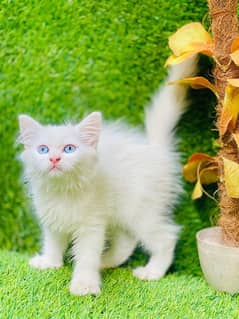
[230,50,239,66]
[165,52,197,67]
[192,179,203,199]
[184,153,218,200]
[230,37,239,66]
[191,164,218,200]
[200,166,219,184]
[188,153,215,163]
[169,22,213,56]
[168,76,218,97]
[220,84,239,135]
[183,162,199,182]
[166,23,214,66]
[223,157,239,198]
[183,152,216,183]
[233,133,239,148]
[231,36,239,53]
[219,109,233,136]
[228,78,239,87]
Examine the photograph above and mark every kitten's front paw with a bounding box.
[29,255,62,270]
[133,266,163,280]
[69,278,101,296]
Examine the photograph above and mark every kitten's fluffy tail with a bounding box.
[145,55,198,144]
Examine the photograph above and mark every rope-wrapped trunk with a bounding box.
[208,0,239,245]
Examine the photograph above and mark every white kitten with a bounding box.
[18,56,197,296]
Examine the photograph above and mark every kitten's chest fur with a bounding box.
[32,175,112,234]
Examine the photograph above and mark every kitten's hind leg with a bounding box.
[101,229,137,269]
[133,224,178,280]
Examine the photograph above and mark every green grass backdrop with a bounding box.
[1,0,239,318]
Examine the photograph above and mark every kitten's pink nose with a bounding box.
[50,157,61,164]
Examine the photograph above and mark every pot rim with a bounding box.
[196,226,239,251]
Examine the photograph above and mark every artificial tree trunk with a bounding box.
[208,0,239,245]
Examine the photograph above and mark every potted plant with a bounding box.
[166,0,239,293]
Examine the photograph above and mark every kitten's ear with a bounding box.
[77,112,102,148]
[18,114,41,145]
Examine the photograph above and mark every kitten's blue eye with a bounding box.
[37,145,49,154]
[63,144,76,153]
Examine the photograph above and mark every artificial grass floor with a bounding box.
[1,0,239,317]
[1,250,239,319]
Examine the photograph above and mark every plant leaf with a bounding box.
[192,179,203,200]
[230,37,239,66]
[200,165,219,184]
[233,133,239,148]
[219,109,233,137]
[187,153,215,162]
[223,157,239,198]
[166,22,214,66]
[230,50,239,66]
[219,84,239,136]
[231,36,239,52]
[228,78,239,87]
[165,52,197,67]
[168,76,218,97]
[183,152,216,183]
[191,164,218,200]
[184,153,218,200]
[168,22,213,56]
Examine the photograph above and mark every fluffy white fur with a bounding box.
[19,56,198,296]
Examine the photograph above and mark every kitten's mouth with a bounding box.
[49,165,62,172]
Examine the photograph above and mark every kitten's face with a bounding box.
[18,112,101,178]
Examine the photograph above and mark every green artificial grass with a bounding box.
[1,250,239,319]
[1,0,237,317]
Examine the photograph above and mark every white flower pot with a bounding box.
[196,226,239,293]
